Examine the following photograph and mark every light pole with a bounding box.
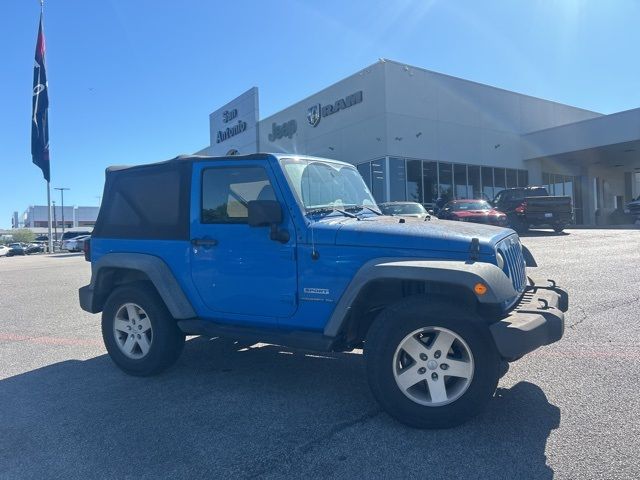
[52,200,58,252]
[54,187,70,236]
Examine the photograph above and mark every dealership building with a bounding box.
[19,205,99,229]
[197,59,640,225]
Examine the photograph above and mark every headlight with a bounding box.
[496,251,505,270]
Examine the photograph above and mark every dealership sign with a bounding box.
[208,87,259,155]
[307,90,363,127]
[268,120,297,141]
[216,119,248,144]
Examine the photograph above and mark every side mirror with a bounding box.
[248,200,289,243]
[248,200,282,227]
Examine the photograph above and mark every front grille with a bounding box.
[497,236,527,293]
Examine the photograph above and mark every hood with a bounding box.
[310,215,512,254]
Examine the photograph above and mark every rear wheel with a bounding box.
[365,297,500,429]
[507,215,528,233]
[102,283,185,376]
[514,221,529,233]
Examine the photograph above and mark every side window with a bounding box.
[494,192,503,204]
[201,166,274,224]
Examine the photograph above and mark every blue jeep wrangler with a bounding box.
[79,153,567,428]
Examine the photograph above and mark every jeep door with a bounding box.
[190,160,298,323]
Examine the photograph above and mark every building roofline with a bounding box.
[522,106,640,137]
[381,58,603,117]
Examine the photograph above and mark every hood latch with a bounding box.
[469,237,480,262]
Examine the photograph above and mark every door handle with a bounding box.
[191,238,218,247]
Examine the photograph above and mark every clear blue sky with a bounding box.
[2,0,640,229]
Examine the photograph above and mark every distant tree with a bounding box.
[10,229,35,243]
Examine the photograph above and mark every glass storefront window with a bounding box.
[481,166,494,202]
[494,168,506,197]
[438,162,453,201]
[389,157,406,201]
[542,172,576,200]
[542,172,551,194]
[357,162,371,190]
[564,177,573,201]
[423,161,438,206]
[506,169,518,188]
[454,164,468,199]
[518,170,528,187]
[406,160,423,203]
[370,159,386,202]
[468,165,481,199]
[553,174,564,196]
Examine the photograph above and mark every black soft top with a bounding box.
[104,153,274,174]
[93,153,275,240]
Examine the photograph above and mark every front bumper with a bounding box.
[490,278,567,360]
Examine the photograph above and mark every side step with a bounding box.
[177,319,336,352]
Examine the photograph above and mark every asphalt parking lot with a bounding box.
[1,229,639,479]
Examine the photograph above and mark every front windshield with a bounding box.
[280,158,377,212]
[451,201,490,211]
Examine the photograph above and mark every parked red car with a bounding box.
[437,199,507,226]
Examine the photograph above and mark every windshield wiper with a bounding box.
[305,207,357,218]
[344,205,383,216]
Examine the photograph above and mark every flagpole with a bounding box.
[41,0,51,253]
[47,181,53,252]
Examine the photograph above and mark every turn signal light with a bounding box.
[474,283,488,295]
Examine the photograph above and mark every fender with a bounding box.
[323,258,518,337]
[79,253,196,319]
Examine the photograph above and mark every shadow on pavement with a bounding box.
[518,229,569,238]
[48,253,84,258]
[0,337,559,479]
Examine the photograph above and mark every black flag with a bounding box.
[31,13,50,182]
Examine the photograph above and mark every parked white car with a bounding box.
[0,245,10,257]
[62,235,90,252]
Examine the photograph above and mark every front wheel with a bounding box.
[365,297,500,429]
[102,283,185,376]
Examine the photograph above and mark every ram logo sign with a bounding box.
[306,91,363,127]
[307,104,321,127]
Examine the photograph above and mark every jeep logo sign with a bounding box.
[268,120,297,141]
[307,91,363,127]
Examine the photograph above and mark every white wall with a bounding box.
[522,108,640,160]
[382,61,601,168]
[258,62,387,164]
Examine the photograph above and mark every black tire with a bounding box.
[102,282,185,376]
[365,296,500,429]
[553,225,565,233]
[514,221,529,233]
[507,215,528,233]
